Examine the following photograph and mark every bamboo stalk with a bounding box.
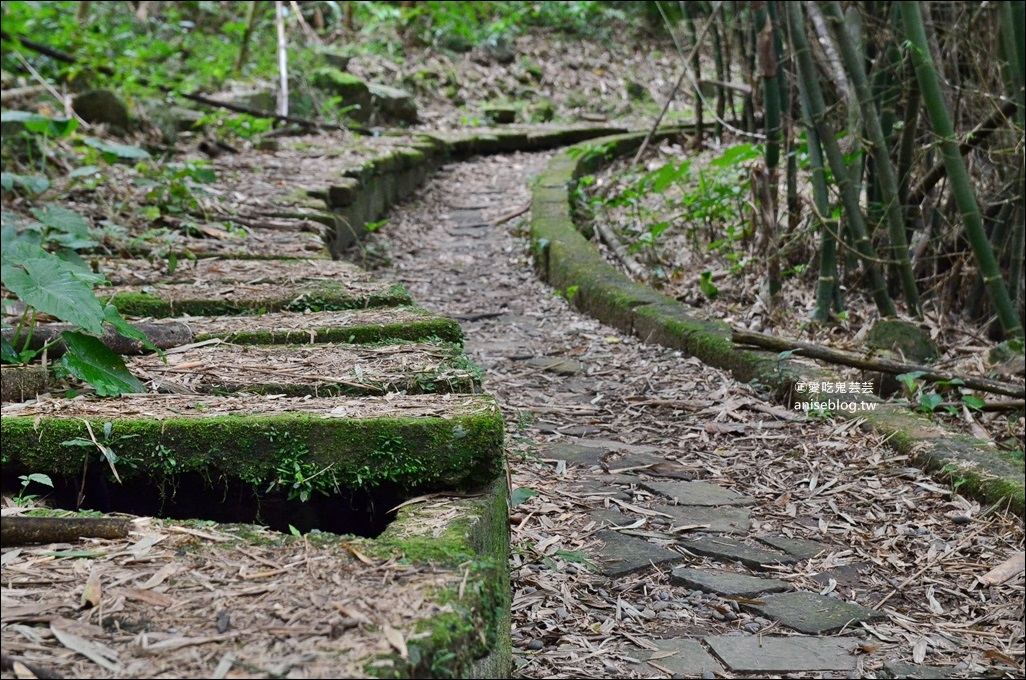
[786,1,896,317]
[821,0,922,316]
[900,1,1023,339]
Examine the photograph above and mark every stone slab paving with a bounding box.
[594,530,686,577]
[536,441,607,467]
[680,536,796,569]
[741,591,885,634]
[704,634,861,672]
[670,567,791,598]
[641,480,755,506]
[755,533,831,559]
[658,504,752,535]
[630,639,724,677]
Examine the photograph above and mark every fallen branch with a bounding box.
[1,654,64,680]
[1,516,131,546]
[732,329,1025,399]
[594,221,650,282]
[2,321,193,358]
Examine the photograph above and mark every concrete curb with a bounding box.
[315,124,628,257]
[529,131,1025,516]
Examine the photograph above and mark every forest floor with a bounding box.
[367,151,1024,678]
[2,25,1024,679]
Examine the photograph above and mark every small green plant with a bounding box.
[14,473,54,507]
[265,429,336,503]
[61,422,140,484]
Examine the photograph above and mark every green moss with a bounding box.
[1,407,503,492]
[361,478,510,678]
[109,281,412,317]
[195,317,464,347]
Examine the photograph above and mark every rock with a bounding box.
[659,505,752,535]
[72,89,129,133]
[368,83,418,124]
[669,567,791,598]
[317,48,352,71]
[754,534,830,559]
[530,99,556,123]
[988,340,1025,381]
[312,68,372,121]
[867,319,938,363]
[630,639,723,676]
[679,537,795,570]
[704,635,861,673]
[641,480,755,507]
[167,106,205,133]
[218,88,276,113]
[482,105,518,125]
[740,591,885,634]
[593,530,686,577]
[626,80,652,102]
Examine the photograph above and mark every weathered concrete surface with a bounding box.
[594,530,686,577]
[704,635,861,672]
[631,639,724,676]
[641,480,755,506]
[680,536,795,569]
[669,567,791,598]
[741,591,885,634]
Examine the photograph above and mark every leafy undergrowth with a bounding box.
[580,138,1024,457]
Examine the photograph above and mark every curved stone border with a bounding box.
[529,131,1025,516]
[314,124,628,257]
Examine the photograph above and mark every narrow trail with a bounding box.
[373,152,1023,678]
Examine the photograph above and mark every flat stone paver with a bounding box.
[670,567,791,598]
[755,534,830,559]
[642,480,754,506]
[631,639,724,676]
[659,504,752,535]
[742,591,885,634]
[881,661,958,678]
[537,441,606,466]
[594,530,685,577]
[680,536,795,569]
[704,634,860,672]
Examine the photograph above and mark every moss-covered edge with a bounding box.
[530,131,1026,516]
[354,476,511,678]
[109,280,412,317]
[320,124,630,258]
[0,404,503,493]
[194,312,465,346]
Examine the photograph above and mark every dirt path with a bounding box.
[374,152,1025,678]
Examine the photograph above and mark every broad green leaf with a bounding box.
[59,331,147,396]
[0,224,43,259]
[33,204,95,246]
[511,487,539,507]
[22,473,54,488]
[1,337,20,363]
[83,137,151,160]
[1,244,107,334]
[1,172,50,195]
[103,304,160,354]
[961,395,986,410]
[699,271,719,299]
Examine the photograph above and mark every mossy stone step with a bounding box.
[1,393,502,492]
[188,307,464,345]
[97,257,365,287]
[0,477,511,678]
[130,340,479,396]
[109,279,410,317]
